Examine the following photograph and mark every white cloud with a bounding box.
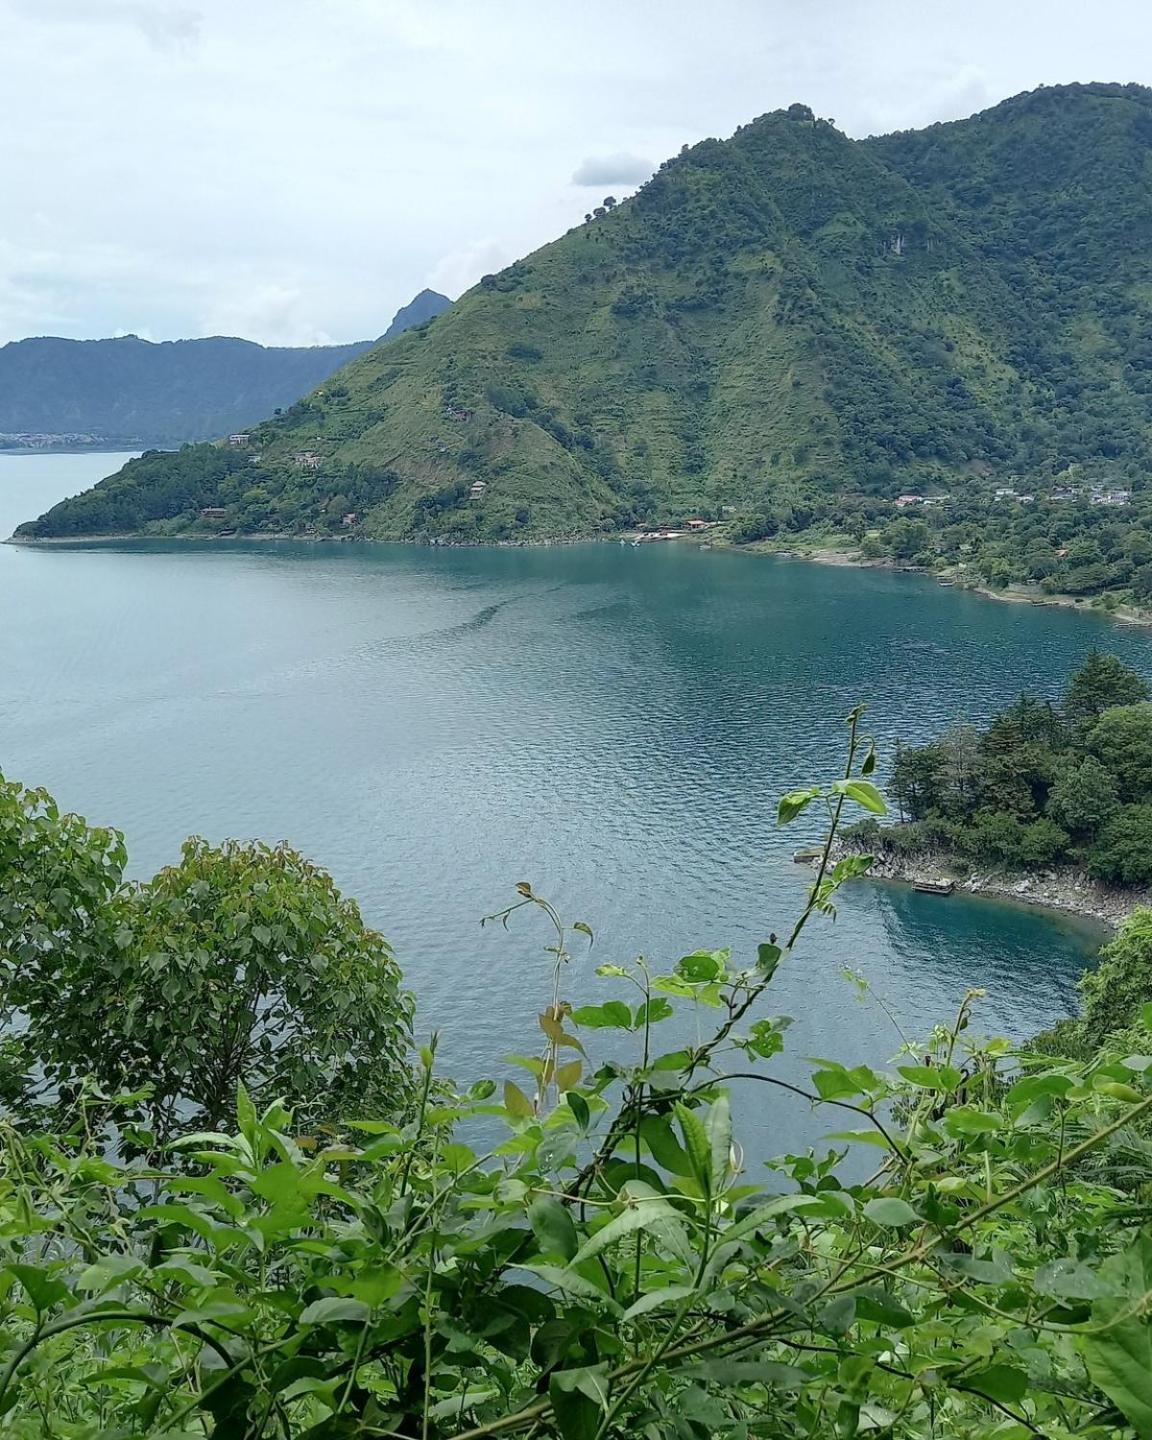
[427,240,510,301]
[197,283,334,348]
[572,153,654,186]
[8,0,203,50]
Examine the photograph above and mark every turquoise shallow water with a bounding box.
[0,453,1134,1155]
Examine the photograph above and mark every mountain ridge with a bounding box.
[17,83,1152,544]
[0,291,450,447]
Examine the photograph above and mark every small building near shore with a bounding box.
[200,507,228,519]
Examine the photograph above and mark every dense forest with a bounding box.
[0,291,448,446]
[19,82,1152,572]
[848,650,1152,881]
[6,727,1152,1435]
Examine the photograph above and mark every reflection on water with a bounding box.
[1,453,1138,1154]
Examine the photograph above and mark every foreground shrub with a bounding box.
[0,773,414,1144]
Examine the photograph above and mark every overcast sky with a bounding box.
[4,0,1152,347]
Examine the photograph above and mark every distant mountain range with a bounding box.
[20,83,1152,544]
[0,290,450,446]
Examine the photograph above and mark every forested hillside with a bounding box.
[0,291,449,446]
[18,83,1152,546]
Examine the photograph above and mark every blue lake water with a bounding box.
[2,452,1137,1156]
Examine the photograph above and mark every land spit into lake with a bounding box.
[828,839,1143,931]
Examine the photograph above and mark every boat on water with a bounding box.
[914,879,955,895]
[792,847,822,863]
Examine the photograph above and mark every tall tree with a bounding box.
[1065,649,1150,729]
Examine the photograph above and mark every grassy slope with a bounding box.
[19,86,1152,541]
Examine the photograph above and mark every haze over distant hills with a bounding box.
[20,83,1152,543]
[0,289,450,447]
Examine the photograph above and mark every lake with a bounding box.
[1,452,1138,1156]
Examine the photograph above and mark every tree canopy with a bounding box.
[0,772,414,1144]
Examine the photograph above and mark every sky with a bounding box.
[4,0,1152,347]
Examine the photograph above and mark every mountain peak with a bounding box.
[19,83,1152,543]
[379,290,451,343]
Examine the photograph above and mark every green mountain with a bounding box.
[0,291,450,447]
[18,83,1152,543]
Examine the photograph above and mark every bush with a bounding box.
[0,773,414,1142]
[1090,803,1152,885]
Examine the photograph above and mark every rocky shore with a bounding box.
[832,842,1145,931]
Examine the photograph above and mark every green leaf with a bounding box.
[1082,1324,1152,1436]
[640,1114,692,1175]
[861,745,877,776]
[675,950,725,984]
[530,1196,579,1261]
[517,1264,621,1313]
[634,998,674,1028]
[705,1094,732,1193]
[852,1286,915,1328]
[622,1284,695,1320]
[566,1092,590,1130]
[684,1359,807,1388]
[549,1367,610,1440]
[896,1063,963,1092]
[942,1107,1004,1136]
[269,1357,331,1394]
[236,1082,257,1139]
[299,1297,371,1326]
[960,1365,1028,1406]
[811,1062,880,1101]
[1034,1258,1111,1300]
[675,1102,713,1195]
[428,1389,500,1422]
[1080,1235,1152,1436]
[832,854,874,882]
[569,1188,686,1267]
[777,787,821,825]
[76,1255,144,1295]
[757,942,782,976]
[504,1080,534,1119]
[9,1264,69,1315]
[570,1001,633,1030]
[832,779,887,815]
[862,1197,919,1228]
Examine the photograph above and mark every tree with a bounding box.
[1,775,414,1142]
[602,195,618,210]
[889,740,950,819]
[1064,649,1149,728]
[1087,703,1152,800]
[881,517,931,560]
[1078,906,1152,1044]
[959,810,1068,866]
[1089,804,1152,885]
[1046,755,1120,836]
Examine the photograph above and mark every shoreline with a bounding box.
[9,523,1152,629]
[760,543,1152,628]
[831,843,1141,932]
